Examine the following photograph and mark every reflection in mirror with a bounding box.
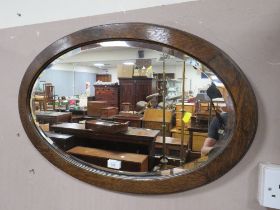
[30,41,235,175]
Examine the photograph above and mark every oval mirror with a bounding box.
[19,23,258,193]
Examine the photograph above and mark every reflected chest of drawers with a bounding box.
[94,85,120,108]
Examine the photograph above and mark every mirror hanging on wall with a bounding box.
[30,40,235,175]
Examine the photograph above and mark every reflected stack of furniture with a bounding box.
[69,109,87,123]
[175,103,210,128]
[173,103,209,154]
[33,83,55,111]
[119,78,156,110]
[94,84,119,107]
[87,101,108,117]
[120,102,132,112]
[33,93,45,111]
[171,127,207,152]
[100,107,119,119]
[170,127,207,160]
[175,103,194,128]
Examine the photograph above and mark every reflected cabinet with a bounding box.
[94,84,119,107]
[119,78,157,109]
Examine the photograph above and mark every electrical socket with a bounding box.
[258,163,280,209]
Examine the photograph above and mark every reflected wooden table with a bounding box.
[155,136,188,158]
[51,123,160,169]
[35,111,72,124]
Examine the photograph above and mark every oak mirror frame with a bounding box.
[19,23,258,194]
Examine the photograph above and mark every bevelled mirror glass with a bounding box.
[30,40,235,175]
[19,23,257,193]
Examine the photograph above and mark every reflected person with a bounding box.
[201,108,228,156]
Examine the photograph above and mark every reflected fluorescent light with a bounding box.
[123,62,134,65]
[100,41,129,47]
[94,63,105,67]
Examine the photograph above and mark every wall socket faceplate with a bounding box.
[258,163,280,209]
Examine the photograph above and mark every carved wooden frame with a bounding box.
[18,23,258,194]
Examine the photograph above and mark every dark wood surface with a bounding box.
[85,120,128,134]
[51,122,158,169]
[100,107,118,119]
[113,114,143,128]
[69,109,87,116]
[87,101,108,117]
[52,123,158,144]
[119,78,156,110]
[19,23,258,194]
[44,131,75,151]
[94,85,119,107]
[35,111,72,124]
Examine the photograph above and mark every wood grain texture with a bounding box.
[119,78,156,109]
[94,85,119,107]
[18,23,258,194]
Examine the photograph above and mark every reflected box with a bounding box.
[87,101,108,117]
[85,120,128,134]
[113,114,143,128]
[117,64,134,78]
[100,107,119,119]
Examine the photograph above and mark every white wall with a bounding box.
[0,0,196,29]
[153,64,211,95]
[105,63,212,92]
[51,63,99,73]
[0,1,280,210]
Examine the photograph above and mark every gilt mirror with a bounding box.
[19,23,258,193]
